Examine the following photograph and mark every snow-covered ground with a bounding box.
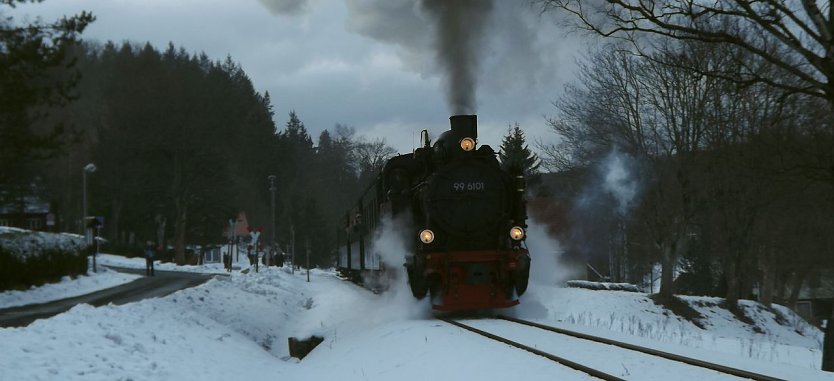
[2,263,833,381]
[514,286,824,369]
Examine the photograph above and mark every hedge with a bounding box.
[0,228,89,292]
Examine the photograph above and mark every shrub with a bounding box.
[0,229,89,292]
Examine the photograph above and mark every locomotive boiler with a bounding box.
[337,115,530,311]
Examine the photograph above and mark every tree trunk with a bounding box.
[739,256,756,302]
[110,198,122,245]
[155,214,166,254]
[787,267,810,309]
[824,309,834,371]
[659,243,675,298]
[759,263,774,308]
[725,258,739,308]
[759,247,774,308]
[773,277,783,305]
[173,199,188,265]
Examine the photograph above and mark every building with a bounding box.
[0,195,53,231]
[795,270,834,325]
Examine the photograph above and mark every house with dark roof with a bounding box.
[0,195,53,231]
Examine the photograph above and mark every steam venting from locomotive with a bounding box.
[421,0,493,114]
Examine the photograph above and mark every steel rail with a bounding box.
[497,315,785,381]
[442,318,625,381]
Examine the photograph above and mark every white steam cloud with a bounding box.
[510,216,568,319]
[525,217,568,287]
[601,150,638,215]
[368,216,433,320]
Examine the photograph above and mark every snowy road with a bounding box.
[0,268,218,328]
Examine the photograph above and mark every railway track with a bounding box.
[442,316,786,381]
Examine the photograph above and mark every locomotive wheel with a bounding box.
[514,272,529,296]
[407,266,428,299]
[428,274,442,301]
[514,254,531,296]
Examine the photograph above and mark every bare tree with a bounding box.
[538,0,834,103]
[353,137,397,184]
[538,0,834,203]
[546,44,718,297]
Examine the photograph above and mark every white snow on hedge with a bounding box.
[0,226,87,259]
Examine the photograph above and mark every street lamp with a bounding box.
[268,175,276,267]
[82,163,96,272]
[82,163,96,237]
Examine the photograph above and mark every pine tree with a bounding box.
[0,1,94,184]
[282,110,313,149]
[499,122,541,180]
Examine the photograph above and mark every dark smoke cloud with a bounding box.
[421,0,493,114]
[258,0,311,16]
[345,0,561,116]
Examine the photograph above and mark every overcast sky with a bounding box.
[12,0,584,154]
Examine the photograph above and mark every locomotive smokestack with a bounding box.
[450,114,477,140]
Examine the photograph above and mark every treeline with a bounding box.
[543,40,834,309]
[8,40,393,267]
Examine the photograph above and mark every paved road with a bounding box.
[0,267,221,328]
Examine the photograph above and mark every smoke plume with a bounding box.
[420,0,494,114]
[346,0,560,115]
[258,0,311,16]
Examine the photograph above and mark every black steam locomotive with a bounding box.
[337,115,530,311]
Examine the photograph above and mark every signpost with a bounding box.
[87,216,103,273]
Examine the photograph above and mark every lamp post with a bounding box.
[82,163,96,237]
[82,163,96,272]
[268,175,276,267]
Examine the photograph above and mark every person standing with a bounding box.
[144,241,155,276]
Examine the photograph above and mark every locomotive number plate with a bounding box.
[453,182,485,192]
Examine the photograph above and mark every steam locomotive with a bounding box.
[337,115,530,311]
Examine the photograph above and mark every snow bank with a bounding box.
[515,285,824,369]
[0,267,432,381]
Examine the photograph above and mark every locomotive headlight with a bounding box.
[510,226,525,241]
[419,229,435,244]
[460,137,475,152]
